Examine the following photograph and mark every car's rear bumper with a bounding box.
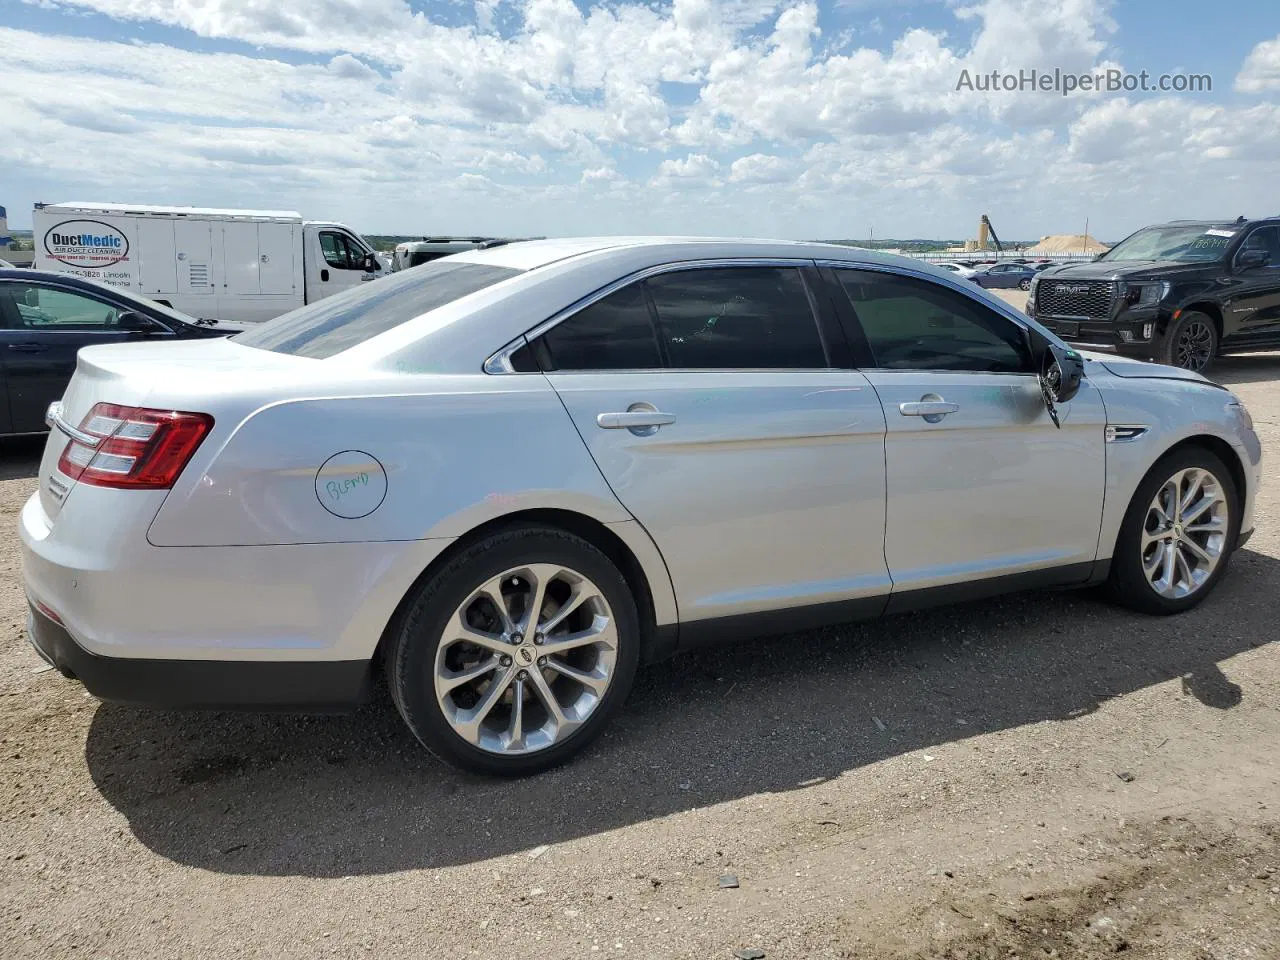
[19,487,454,670]
[27,609,371,716]
[26,604,371,710]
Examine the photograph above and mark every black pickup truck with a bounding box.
[1026,217,1280,372]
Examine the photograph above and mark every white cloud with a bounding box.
[1236,35,1280,93]
[728,153,792,183]
[3,0,1279,239]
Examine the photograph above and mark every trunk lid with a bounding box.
[39,338,316,519]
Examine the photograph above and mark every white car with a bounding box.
[933,261,977,278]
[21,237,1261,776]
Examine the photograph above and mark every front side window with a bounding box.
[645,267,827,369]
[836,270,1032,373]
[319,231,349,269]
[1237,226,1280,266]
[4,284,121,330]
[237,260,522,359]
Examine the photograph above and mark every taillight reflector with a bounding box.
[56,403,213,489]
[33,599,64,625]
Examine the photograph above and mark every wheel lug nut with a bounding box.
[538,657,547,667]
[517,670,528,680]
[500,655,512,666]
[534,633,544,645]
[511,632,523,645]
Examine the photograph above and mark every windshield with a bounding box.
[235,259,522,359]
[1100,225,1236,263]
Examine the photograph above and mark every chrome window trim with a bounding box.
[483,257,820,374]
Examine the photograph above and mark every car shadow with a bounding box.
[1209,352,1280,386]
[84,548,1277,878]
[0,434,44,480]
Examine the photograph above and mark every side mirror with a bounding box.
[22,288,38,307]
[1042,343,1084,404]
[362,253,379,273]
[1236,248,1270,270]
[117,310,162,332]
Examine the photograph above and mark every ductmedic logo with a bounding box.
[43,219,130,268]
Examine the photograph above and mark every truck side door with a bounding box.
[312,230,375,301]
[1223,226,1280,346]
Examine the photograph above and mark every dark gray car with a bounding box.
[969,262,1038,290]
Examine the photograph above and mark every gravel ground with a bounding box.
[2,311,1278,959]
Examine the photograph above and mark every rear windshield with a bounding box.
[236,261,522,359]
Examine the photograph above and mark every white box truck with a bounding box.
[31,202,386,323]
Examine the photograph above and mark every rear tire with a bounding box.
[388,525,640,777]
[1109,448,1239,615]
[1162,311,1218,372]
[1018,278,1032,291]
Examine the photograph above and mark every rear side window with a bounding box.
[540,283,662,370]
[836,270,1032,373]
[646,268,827,369]
[531,266,828,372]
[236,261,521,359]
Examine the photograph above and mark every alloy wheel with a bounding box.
[1173,320,1214,371]
[433,564,617,755]
[1141,467,1229,599]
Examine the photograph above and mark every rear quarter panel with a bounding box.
[147,374,634,547]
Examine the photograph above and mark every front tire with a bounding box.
[1109,448,1239,615]
[1162,311,1218,372]
[1018,278,1032,291]
[388,526,640,776]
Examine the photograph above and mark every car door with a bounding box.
[0,281,157,433]
[1223,226,1280,344]
[316,230,374,300]
[826,266,1106,607]
[532,263,891,626]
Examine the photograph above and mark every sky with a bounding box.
[2,0,1279,241]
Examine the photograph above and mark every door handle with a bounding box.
[6,343,45,353]
[899,396,959,423]
[597,411,677,430]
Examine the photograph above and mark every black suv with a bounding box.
[1026,217,1280,372]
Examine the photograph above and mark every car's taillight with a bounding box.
[56,403,213,489]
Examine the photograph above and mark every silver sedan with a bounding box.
[21,238,1261,776]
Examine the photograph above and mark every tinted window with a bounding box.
[837,270,1031,373]
[539,283,662,371]
[646,267,827,369]
[319,231,350,269]
[4,284,120,330]
[1238,226,1280,265]
[236,260,521,359]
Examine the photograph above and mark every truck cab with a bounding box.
[306,221,384,299]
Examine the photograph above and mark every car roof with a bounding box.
[329,236,1020,374]
[449,236,920,272]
